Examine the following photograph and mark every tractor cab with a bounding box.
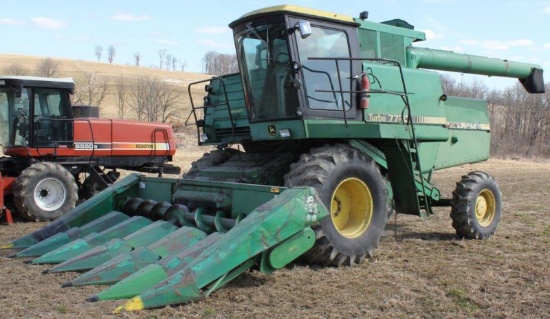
[0,76,74,151]
[188,6,367,146]
[229,5,362,123]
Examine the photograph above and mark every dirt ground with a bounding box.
[1,157,549,319]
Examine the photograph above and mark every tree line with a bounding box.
[92,46,239,74]
[94,45,189,71]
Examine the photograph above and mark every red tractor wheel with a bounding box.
[13,162,78,221]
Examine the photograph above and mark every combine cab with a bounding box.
[3,5,544,311]
[0,76,180,221]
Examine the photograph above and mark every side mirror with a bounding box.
[295,21,312,39]
[15,84,23,98]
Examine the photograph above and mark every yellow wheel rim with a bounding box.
[475,189,496,227]
[330,178,373,238]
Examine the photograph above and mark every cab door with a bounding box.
[288,16,362,120]
[31,88,73,148]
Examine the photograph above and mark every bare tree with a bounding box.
[72,72,109,107]
[107,45,116,64]
[180,60,187,72]
[441,74,463,96]
[114,75,129,119]
[158,49,167,69]
[133,52,142,66]
[95,45,103,62]
[128,75,182,123]
[202,51,218,74]
[3,63,29,76]
[171,57,177,71]
[165,54,172,70]
[156,81,182,122]
[202,51,238,75]
[35,57,61,78]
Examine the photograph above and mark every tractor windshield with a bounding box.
[234,22,299,122]
[0,87,30,147]
[0,86,72,148]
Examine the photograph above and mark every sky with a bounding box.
[1,0,549,90]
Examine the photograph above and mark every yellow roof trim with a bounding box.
[239,5,355,23]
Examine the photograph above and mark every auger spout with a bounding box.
[406,47,545,93]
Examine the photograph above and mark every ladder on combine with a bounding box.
[398,66,434,217]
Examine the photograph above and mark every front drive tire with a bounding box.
[284,144,389,266]
[13,162,78,221]
[451,171,502,239]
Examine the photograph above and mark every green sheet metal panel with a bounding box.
[434,96,490,169]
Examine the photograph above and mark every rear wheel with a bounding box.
[13,162,78,221]
[450,171,502,239]
[284,144,388,266]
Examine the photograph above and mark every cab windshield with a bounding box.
[234,22,299,122]
[0,87,30,147]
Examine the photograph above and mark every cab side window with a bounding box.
[33,88,69,145]
[297,26,352,111]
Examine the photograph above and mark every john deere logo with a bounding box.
[268,125,277,136]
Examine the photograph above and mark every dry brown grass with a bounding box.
[1,159,549,319]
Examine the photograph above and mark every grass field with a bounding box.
[1,158,549,319]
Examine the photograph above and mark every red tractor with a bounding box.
[0,76,180,222]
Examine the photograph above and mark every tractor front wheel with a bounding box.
[14,162,78,221]
[284,144,389,266]
[450,171,502,239]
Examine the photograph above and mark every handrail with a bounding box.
[187,75,242,145]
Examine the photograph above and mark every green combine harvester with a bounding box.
[2,5,545,312]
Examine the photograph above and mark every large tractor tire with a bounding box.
[183,148,238,179]
[284,144,389,266]
[450,171,502,239]
[13,162,78,222]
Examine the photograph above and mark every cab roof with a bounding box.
[0,76,74,90]
[229,5,357,28]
